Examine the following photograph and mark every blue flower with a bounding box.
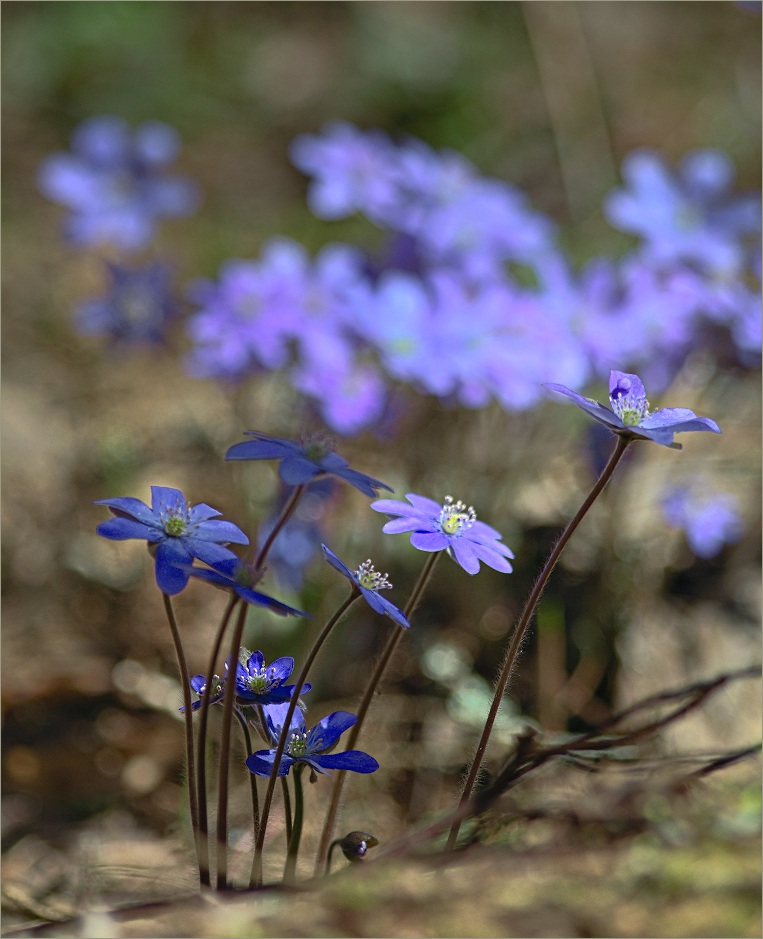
[185,650,311,712]
[662,487,743,558]
[95,486,248,595]
[75,260,177,345]
[38,116,199,251]
[225,430,392,497]
[371,494,514,576]
[246,704,379,777]
[321,545,410,628]
[544,370,722,449]
[185,557,308,617]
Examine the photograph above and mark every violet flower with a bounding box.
[321,545,410,628]
[225,430,392,497]
[95,485,248,595]
[544,370,721,449]
[185,650,311,712]
[371,493,514,576]
[246,703,379,777]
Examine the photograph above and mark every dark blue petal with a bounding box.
[96,517,163,542]
[278,456,322,485]
[330,465,393,496]
[308,710,357,752]
[226,436,301,461]
[186,541,240,568]
[373,593,411,629]
[311,751,380,774]
[191,520,249,544]
[154,540,193,595]
[321,544,357,583]
[150,486,187,515]
[94,496,157,525]
[246,750,293,777]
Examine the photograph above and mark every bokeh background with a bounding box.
[2,2,761,936]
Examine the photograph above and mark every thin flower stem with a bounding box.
[161,593,201,880]
[254,484,306,572]
[314,551,441,875]
[446,433,632,849]
[212,483,307,891]
[196,593,238,888]
[215,599,249,890]
[250,590,360,887]
[233,707,260,850]
[283,765,305,884]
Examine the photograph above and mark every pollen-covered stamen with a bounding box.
[439,496,477,535]
[611,391,650,426]
[287,732,309,757]
[354,559,392,592]
[197,675,224,700]
[159,499,192,537]
[246,665,279,694]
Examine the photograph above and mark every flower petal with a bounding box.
[246,750,294,777]
[609,370,647,403]
[321,544,356,582]
[310,751,380,774]
[278,456,322,485]
[309,710,357,752]
[192,519,250,544]
[94,496,157,525]
[450,539,481,575]
[96,517,162,542]
[410,531,449,552]
[154,540,193,594]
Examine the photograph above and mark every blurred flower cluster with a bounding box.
[180,122,761,433]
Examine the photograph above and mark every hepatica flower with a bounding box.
[185,557,307,617]
[246,703,379,777]
[225,430,392,497]
[371,494,514,576]
[185,650,311,711]
[95,486,248,595]
[38,115,199,251]
[321,545,410,628]
[662,487,743,558]
[544,370,721,449]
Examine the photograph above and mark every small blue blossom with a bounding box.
[321,545,410,628]
[225,430,392,497]
[246,703,379,777]
[95,486,248,595]
[185,557,308,617]
[38,116,199,251]
[662,487,744,558]
[544,370,721,449]
[184,650,311,712]
[75,260,177,345]
[371,494,514,576]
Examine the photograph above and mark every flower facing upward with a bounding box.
[185,650,311,712]
[95,485,248,595]
[371,494,514,576]
[246,703,379,778]
[321,545,410,628]
[225,430,392,497]
[543,370,721,449]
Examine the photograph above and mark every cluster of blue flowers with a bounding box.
[91,380,725,883]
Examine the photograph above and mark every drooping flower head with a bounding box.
[95,486,248,595]
[38,116,199,251]
[543,370,721,449]
[225,430,392,497]
[184,557,307,617]
[321,545,410,628]
[371,493,514,576]
[246,703,379,778]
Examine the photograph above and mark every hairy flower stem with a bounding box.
[161,594,201,880]
[214,483,307,890]
[314,551,441,875]
[196,593,238,888]
[215,600,249,890]
[283,765,306,884]
[446,434,631,849]
[233,708,260,850]
[250,591,360,887]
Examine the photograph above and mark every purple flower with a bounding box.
[75,260,177,345]
[185,557,308,617]
[183,650,311,712]
[95,485,248,595]
[544,370,721,449]
[321,545,410,629]
[371,493,514,576]
[38,116,199,251]
[225,430,392,497]
[246,703,379,777]
[662,488,743,558]
[604,149,760,277]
